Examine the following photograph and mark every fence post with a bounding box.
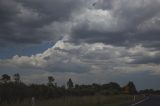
[31,97,35,106]
[133,95,136,101]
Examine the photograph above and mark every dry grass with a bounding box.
[1,95,144,106]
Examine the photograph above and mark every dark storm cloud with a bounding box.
[1,0,160,49]
[93,0,113,10]
[134,30,160,48]
[70,0,160,48]
[71,24,133,46]
[131,54,160,64]
[0,0,45,45]
[0,0,83,47]
[17,0,83,21]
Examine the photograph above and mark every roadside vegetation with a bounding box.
[1,95,145,106]
[0,73,145,106]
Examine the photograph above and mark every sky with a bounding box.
[0,0,160,90]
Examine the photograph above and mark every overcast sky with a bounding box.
[0,0,160,90]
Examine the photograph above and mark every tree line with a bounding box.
[0,73,137,103]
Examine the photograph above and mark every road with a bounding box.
[131,95,160,106]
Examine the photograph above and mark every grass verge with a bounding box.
[1,95,144,106]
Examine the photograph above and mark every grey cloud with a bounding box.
[93,0,113,10]
[0,41,160,89]
[1,0,160,89]
[2,0,160,49]
[70,0,160,48]
[131,54,160,64]
[46,61,90,73]
[17,0,84,21]
[0,0,84,47]
[1,0,160,49]
[71,25,132,46]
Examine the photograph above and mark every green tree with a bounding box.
[128,81,137,94]
[13,73,20,83]
[123,81,137,94]
[67,78,73,89]
[48,76,55,86]
[1,74,11,83]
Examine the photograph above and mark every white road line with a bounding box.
[129,97,150,106]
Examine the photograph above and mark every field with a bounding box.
[1,95,144,106]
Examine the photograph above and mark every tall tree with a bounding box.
[128,81,137,94]
[67,78,73,89]
[48,76,55,86]
[123,81,137,94]
[1,74,11,83]
[14,73,20,83]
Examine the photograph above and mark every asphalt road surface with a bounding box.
[132,95,160,106]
